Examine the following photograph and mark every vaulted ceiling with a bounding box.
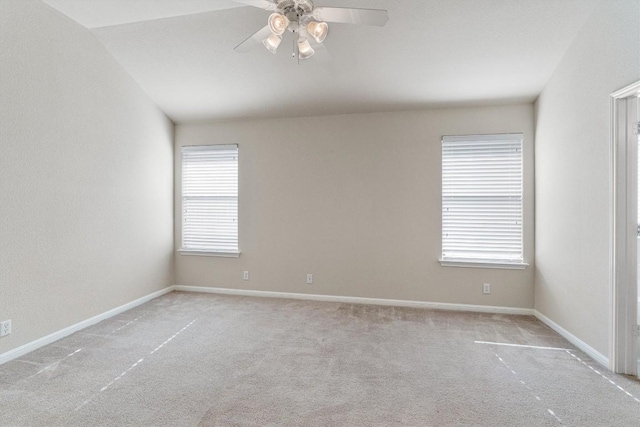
[42,0,598,123]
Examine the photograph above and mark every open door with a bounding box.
[636,95,640,378]
[610,81,640,375]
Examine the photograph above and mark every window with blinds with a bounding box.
[441,134,523,265]
[181,145,239,255]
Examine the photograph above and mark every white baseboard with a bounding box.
[0,286,174,366]
[173,285,534,316]
[13,285,604,370]
[534,310,609,368]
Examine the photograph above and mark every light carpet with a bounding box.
[1,291,640,426]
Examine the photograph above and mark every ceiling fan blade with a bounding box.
[234,25,272,53]
[312,7,389,26]
[233,0,277,11]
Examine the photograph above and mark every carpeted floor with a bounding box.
[1,291,640,426]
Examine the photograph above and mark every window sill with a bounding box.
[178,249,241,258]
[439,259,528,270]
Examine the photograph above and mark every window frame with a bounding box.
[178,144,240,258]
[439,133,528,270]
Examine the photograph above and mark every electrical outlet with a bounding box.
[0,320,11,337]
[306,274,313,285]
[243,271,249,281]
[483,283,491,295]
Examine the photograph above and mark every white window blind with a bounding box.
[442,134,523,264]
[181,145,239,255]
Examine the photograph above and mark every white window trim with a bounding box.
[178,249,241,258]
[441,133,524,268]
[439,259,528,270]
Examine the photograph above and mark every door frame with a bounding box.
[610,80,640,374]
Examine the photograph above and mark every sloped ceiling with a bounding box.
[42,0,598,123]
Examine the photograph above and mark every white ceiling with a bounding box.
[42,0,243,28]
[42,0,598,123]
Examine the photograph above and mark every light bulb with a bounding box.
[262,33,282,54]
[307,21,328,43]
[298,38,315,60]
[268,13,289,36]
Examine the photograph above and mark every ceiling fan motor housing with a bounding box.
[276,0,314,15]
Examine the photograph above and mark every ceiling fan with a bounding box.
[233,0,389,61]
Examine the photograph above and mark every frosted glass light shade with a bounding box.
[307,21,328,43]
[262,33,282,54]
[268,13,289,36]
[298,38,315,60]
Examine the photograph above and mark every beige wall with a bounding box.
[534,0,640,356]
[0,0,174,354]
[176,105,534,308]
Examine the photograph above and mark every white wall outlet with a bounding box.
[0,320,11,337]
[483,283,491,295]
[306,274,313,285]
[243,271,249,281]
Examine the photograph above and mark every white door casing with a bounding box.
[610,81,640,375]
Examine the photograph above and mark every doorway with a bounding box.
[610,80,640,376]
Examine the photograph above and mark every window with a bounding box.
[440,134,524,268]
[180,144,239,256]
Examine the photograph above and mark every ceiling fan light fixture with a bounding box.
[262,33,282,54]
[307,21,328,43]
[268,12,289,36]
[298,38,315,60]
